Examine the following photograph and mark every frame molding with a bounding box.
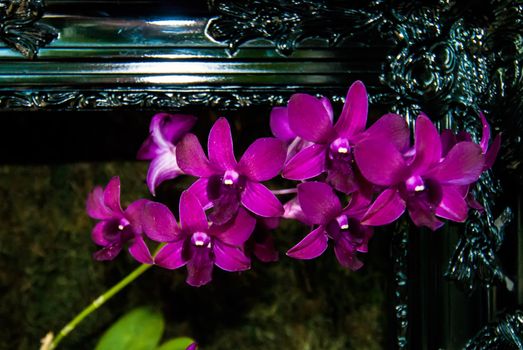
[1,1,521,348]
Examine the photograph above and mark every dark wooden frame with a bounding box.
[1,1,522,348]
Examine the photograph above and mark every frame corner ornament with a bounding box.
[465,310,523,349]
[0,0,58,59]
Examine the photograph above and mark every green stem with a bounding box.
[48,263,152,349]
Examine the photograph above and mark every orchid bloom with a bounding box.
[247,217,280,263]
[269,103,315,161]
[143,191,256,287]
[286,182,372,270]
[438,111,502,212]
[186,343,198,350]
[137,113,197,196]
[86,176,152,264]
[176,117,287,225]
[281,81,410,194]
[355,114,486,230]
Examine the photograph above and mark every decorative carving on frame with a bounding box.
[465,310,523,349]
[206,0,522,346]
[206,0,384,56]
[0,89,344,110]
[0,0,57,58]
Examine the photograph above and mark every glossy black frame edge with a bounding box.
[1,1,522,349]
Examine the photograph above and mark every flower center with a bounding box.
[191,231,212,248]
[222,169,240,186]
[117,218,130,231]
[336,214,349,230]
[405,175,425,192]
[329,137,351,156]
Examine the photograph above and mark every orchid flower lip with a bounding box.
[336,214,349,230]
[405,175,425,192]
[118,218,130,231]
[330,137,351,155]
[191,231,212,248]
[222,169,240,186]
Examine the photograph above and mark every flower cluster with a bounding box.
[87,81,500,287]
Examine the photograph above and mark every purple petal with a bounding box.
[103,177,124,215]
[214,241,251,272]
[180,191,209,233]
[406,198,444,231]
[358,113,410,152]
[333,236,364,271]
[136,136,160,160]
[208,117,237,171]
[128,236,153,264]
[186,246,214,287]
[124,199,149,233]
[137,113,197,159]
[361,189,406,226]
[253,232,279,262]
[425,142,484,185]
[208,184,241,225]
[458,130,473,142]
[354,139,408,186]
[187,177,212,210]
[346,188,373,218]
[286,226,329,260]
[146,150,183,196]
[211,208,256,246]
[261,216,280,229]
[86,186,113,220]
[297,181,342,225]
[270,107,295,142]
[466,193,484,211]
[153,113,197,148]
[440,129,457,157]
[435,186,468,222]
[186,343,198,350]
[142,202,180,242]
[320,97,334,122]
[484,134,501,170]
[283,196,312,225]
[326,158,359,194]
[282,144,327,180]
[155,240,187,269]
[409,114,442,175]
[91,220,117,246]
[479,112,490,153]
[176,134,216,177]
[241,181,284,218]
[93,241,123,261]
[288,93,335,143]
[237,138,286,181]
[335,80,368,138]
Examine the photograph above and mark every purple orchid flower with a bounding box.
[246,217,280,263]
[355,114,486,230]
[436,111,501,214]
[143,191,256,287]
[281,81,410,194]
[176,117,287,225]
[270,102,326,161]
[137,113,197,196]
[286,182,372,270]
[86,176,152,264]
[186,343,198,350]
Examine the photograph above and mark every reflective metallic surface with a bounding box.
[1,0,522,349]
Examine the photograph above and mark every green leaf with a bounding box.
[156,337,195,350]
[95,307,165,350]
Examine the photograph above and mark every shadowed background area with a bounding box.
[0,107,391,350]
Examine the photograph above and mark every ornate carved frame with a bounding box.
[2,0,521,348]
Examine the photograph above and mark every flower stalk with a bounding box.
[44,263,153,350]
